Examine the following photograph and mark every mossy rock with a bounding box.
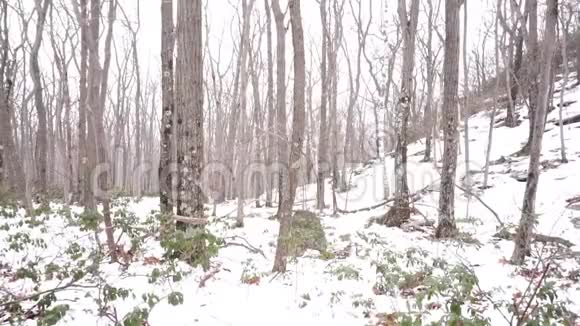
[287,210,327,257]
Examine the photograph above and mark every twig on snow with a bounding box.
[221,235,266,259]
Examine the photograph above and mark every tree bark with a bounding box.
[516,0,538,156]
[462,0,471,193]
[385,0,419,226]
[264,0,275,208]
[511,0,558,265]
[557,10,570,163]
[436,0,461,238]
[272,0,306,273]
[271,0,288,215]
[176,0,205,226]
[422,0,436,162]
[0,6,28,203]
[160,0,175,213]
[76,0,89,205]
[30,0,51,198]
[234,0,256,227]
[483,4,501,190]
[328,0,344,215]
[316,0,329,211]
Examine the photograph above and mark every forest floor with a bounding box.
[2,75,580,325]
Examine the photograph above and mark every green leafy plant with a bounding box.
[326,263,361,281]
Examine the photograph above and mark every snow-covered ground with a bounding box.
[2,76,580,325]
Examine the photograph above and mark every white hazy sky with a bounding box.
[133,0,493,86]
[7,0,495,119]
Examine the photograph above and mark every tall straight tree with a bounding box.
[30,0,51,197]
[160,0,175,213]
[0,1,28,204]
[175,0,205,224]
[272,0,306,273]
[264,0,275,207]
[340,0,370,191]
[328,0,345,214]
[384,0,419,226]
[516,0,538,156]
[557,4,571,164]
[436,0,461,238]
[234,0,256,227]
[77,0,89,205]
[316,0,329,210]
[421,0,440,163]
[271,0,288,215]
[511,0,558,265]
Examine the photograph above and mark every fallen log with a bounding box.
[554,113,580,126]
[565,195,580,206]
[173,215,208,226]
[494,230,575,248]
[337,185,431,215]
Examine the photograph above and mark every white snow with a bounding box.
[2,76,580,325]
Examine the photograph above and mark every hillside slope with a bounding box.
[1,75,580,325]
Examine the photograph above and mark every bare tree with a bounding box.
[264,0,275,208]
[515,0,538,156]
[0,0,28,204]
[234,0,256,227]
[461,0,471,193]
[339,0,370,191]
[328,0,345,214]
[75,0,89,206]
[483,1,502,190]
[502,0,527,128]
[316,0,329,211]
[384,0,419,226]
[271,0,288,216]
[420,0,443,163]
[272,0,305,273]
[49,4,75,204]
[160,0,175,213]
[511,0,558,265]
[118,2,144,197]
[557,3,572,164]
[30,0,51,198]
[175,0,205,228]
[436,0,461,238]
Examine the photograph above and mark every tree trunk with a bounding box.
[516,0,538,156]
[76,0,89,205]
[422,0,435,162]
[329,0,344,215]
[558,12,569,163]
[85,0,99,211]
[511,0,558,265]
[272,0,305,273]
[272,0,288,215]
[385,0,419,226]
[30,0,51,198]
[484,1,502,189]
[576,24,580,85]
[316,0,329,211]
[436,0,461,238]
[264,0,275,208]
[0,13,28,204]
[507,27,525,127]
[176,0,205,227]
[235,0,255,227]
[462,0,471,193]
[160,0,175,213]
[250,49,263,208]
